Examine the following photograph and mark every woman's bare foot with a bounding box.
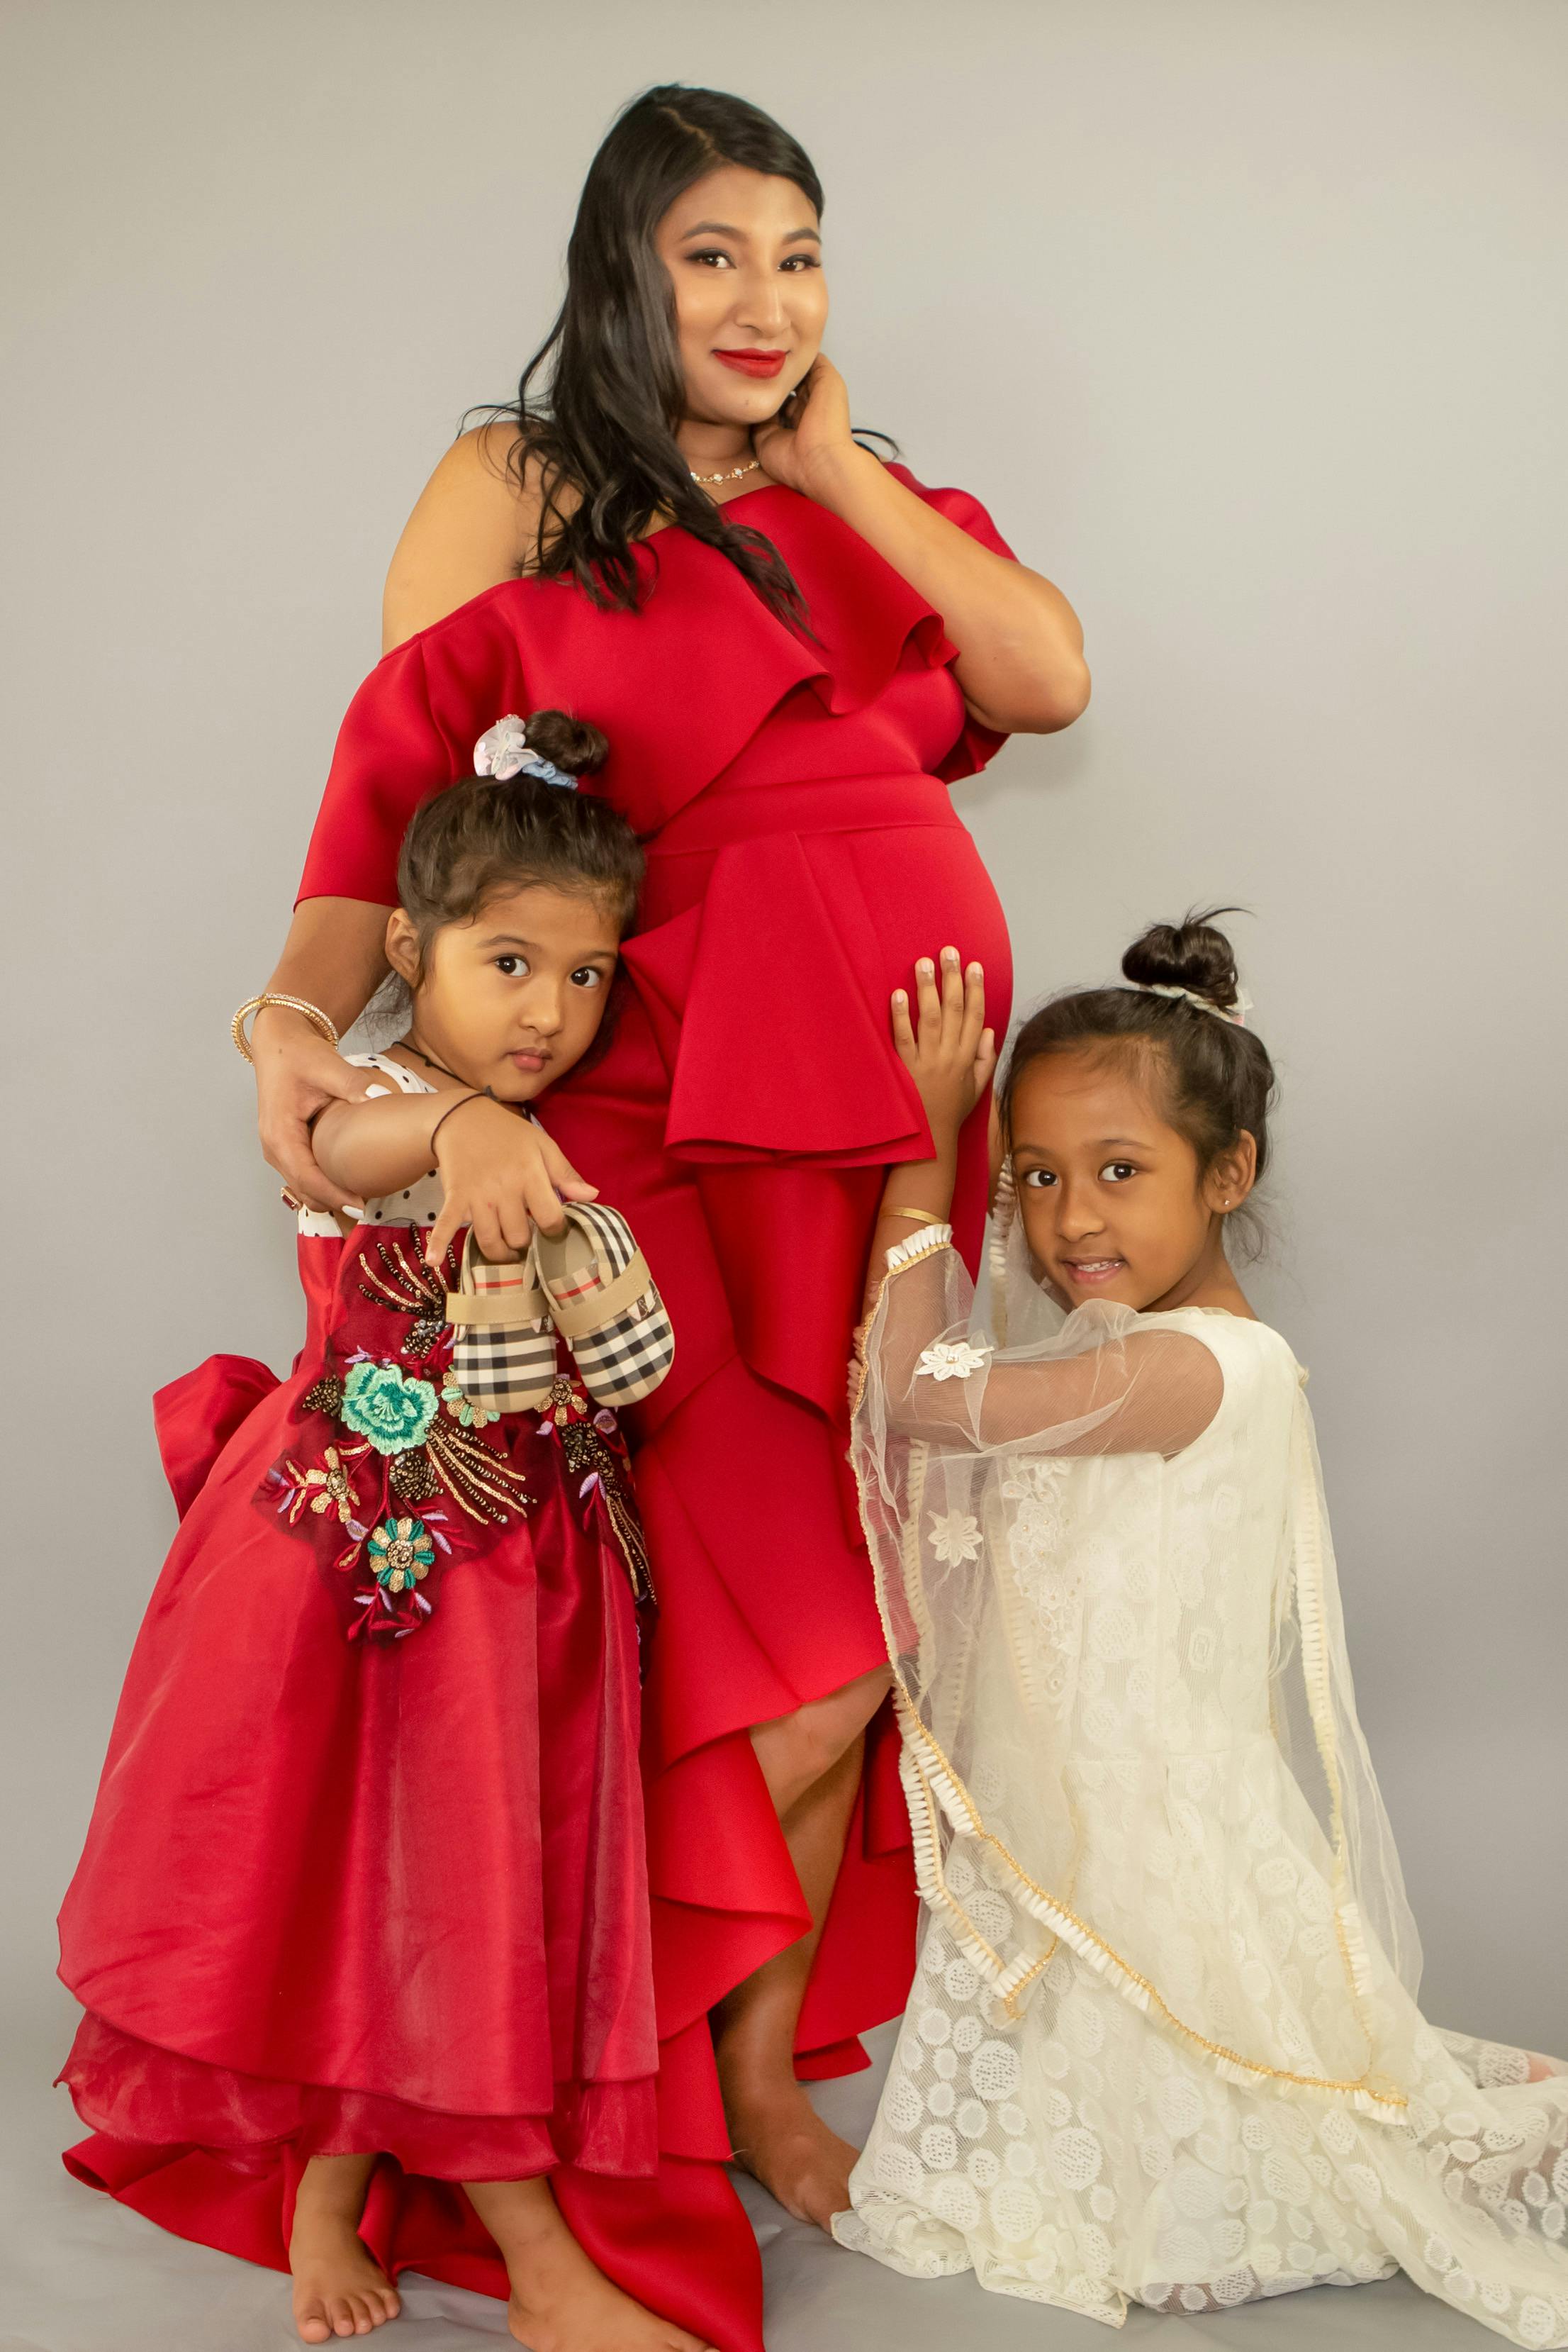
[725,2081,858,2228]
[464,2175,714,2352]
[289,2153,401,2343]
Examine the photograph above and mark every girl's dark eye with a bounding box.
[1020,1169,1057,1190]
[570,966,605,991]
[1102,1162,1138,1183]
[495,955,528,978]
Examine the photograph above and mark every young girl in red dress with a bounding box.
[57,714,726,2352]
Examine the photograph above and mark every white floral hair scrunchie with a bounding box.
[474,713,578,791]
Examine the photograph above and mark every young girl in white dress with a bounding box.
[834,920,1568,2345]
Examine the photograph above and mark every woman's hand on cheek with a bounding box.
[752,355,861,500]
[425,1101,597,1269]
[891,948,997,1149]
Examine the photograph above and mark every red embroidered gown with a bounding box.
[59,472,1014,2351]
[56,1104,714,2319]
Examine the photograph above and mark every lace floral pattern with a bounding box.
[842,1278,1568,2344]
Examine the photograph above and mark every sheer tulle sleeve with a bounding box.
[860,1236,1223,1463]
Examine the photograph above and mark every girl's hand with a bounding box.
[254,1012,373,1213]
[892,948,997,1149]
[425,1096,598,1270]
[751,355,862,501]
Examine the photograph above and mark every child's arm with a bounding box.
[863,946,996,1312]
[312,1085,586,1264]
[859,949,1221,1456]
[311,1086,464,1202]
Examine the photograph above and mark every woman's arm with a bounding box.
[753,360,1090,736]
[381,425,543,652]
[252,898,393,1210]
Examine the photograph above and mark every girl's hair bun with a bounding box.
[1121,908,1242,1015]
[522,708,610,778]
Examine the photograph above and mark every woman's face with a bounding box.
[654,165,827,430]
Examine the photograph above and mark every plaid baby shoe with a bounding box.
[443,1233,558,1413]
[533,1202,676,1408]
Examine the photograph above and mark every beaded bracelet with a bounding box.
[232,993,340,1063]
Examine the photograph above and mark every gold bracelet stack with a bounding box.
[231,993,340,1063]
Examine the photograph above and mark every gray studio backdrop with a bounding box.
[5,0,1564,2133]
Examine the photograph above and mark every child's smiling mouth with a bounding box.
[1061,1256,1126,1286]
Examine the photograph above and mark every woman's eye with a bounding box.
[688,248,734,269]
[780,253,821,271]
[1101,1162,1138,1183]
[569,966,604,990]
[1020,1169,1057,1190]
[494,955,529,978]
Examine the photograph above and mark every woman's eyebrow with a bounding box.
[679,221,820,244]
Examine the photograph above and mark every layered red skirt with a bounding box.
[57,1230,749,2348]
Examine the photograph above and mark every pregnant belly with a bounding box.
[627,774,1012,1167]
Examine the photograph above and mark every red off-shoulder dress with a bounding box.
[62,472,1015,2349]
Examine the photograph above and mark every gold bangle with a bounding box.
[232,993,340,1064]
[885,1205,945,1225]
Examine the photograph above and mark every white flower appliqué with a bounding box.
[917,1337,992,1383]
[928,1509,983,1567]
[474,714,532,781]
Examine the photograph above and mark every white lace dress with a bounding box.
[835,1226,1568,2345]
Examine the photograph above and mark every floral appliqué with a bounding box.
[340,1361,439,1454]
[927,1508,983,1566]
[537,1375,654,1604]
[917,1337,992,1383]
[368,1516,437,1594]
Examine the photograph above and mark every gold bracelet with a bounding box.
[885,1205,945,1225]
[232,993,340,1064]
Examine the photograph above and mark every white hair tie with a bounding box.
[1133,981,1253,1028]
[474,713,579,791]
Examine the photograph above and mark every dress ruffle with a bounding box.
[298,469,1011,905]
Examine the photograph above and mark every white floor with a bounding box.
[0,2016,1493,2352]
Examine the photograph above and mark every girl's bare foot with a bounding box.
[289,2212,401,2341]
[725,2082,858,2228]
[289,2153,401,2343]
[464,2174,714,2352]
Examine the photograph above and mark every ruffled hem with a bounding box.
[60,2012,658,2180]
[62,2131,765,2349]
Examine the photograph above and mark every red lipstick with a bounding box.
[713,349,787,379]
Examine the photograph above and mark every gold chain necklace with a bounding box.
[688,456,761,486]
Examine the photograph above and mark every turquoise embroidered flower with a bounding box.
[367,1515,436,1594]
[340,1360,438,1455]
[440,1371,496,1430]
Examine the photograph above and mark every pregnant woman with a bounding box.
[250,82,1086,2345]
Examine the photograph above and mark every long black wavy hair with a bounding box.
[485,85,853,626]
